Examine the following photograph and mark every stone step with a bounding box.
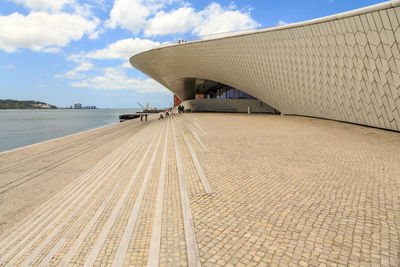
[159,118,188,266]
[0,120,150,241]
[178,119,204,154]
[185,123,208,153]
[173,116,212,195]
[0,116,207,266]
[79,123,162,266]
[0,123,147,249]
[171,120,201,267]
[0,120,139,173]
[0,121,153,249]
[0,121,160,265]
[38,123,160,266]
[110,121,167,266]
[173,121,205,197]
[0,121,143,191]
[147,119,170,267]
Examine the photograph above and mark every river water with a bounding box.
[0,109,140,153]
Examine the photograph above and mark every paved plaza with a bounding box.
[0,113,399,266]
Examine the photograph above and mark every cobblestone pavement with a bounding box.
[0,116,150,235]
[0,113,399,266]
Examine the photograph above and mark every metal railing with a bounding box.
[157,26,272,48]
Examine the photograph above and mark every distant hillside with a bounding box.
[0,99,57,109]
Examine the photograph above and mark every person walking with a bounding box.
[145,114,148,122]
[140,113,143,122]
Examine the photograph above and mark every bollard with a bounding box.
[248,107,251,114]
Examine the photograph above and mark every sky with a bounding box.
[0,0,389,108]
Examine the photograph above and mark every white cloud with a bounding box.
[100,92,128,97]
[54,59,93,79]
[278,20,288,26]
[105,0,258,37]
[11,0,100,19]
[193,3,259,36]
[0,11,99,53]
[86,0,111,11]
[5,64,16,69]
[55,70,86,80]
[144,7,201,37]
[88,28,103,40]
[140,2,259,37]
[75,62,94,71]
[11,0,74,12]
[105,0,158,34]
[55,60,168,95]
[120,61,133,68]
[66,53,85,63]
[42,47,61,53]
[72,67,169,93]
[85,38,160,60]
[35,84,45,87]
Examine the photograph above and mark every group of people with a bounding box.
[140,113,148,122]
[140,106,183,122]
[157,105,186,119]
[158,110,170,120]
[140,110,171,122]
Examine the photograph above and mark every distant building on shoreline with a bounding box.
[71,103,97,109]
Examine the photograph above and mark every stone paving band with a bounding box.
[0,113,400,265]
[0,115,214,266]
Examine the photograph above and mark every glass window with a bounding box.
[203,85,257,100]
[221,88,227,99]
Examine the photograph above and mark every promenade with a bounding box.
[0,113,399,266]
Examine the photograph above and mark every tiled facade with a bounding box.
[131,1,400,131]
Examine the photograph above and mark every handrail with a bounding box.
[158,27,266,48]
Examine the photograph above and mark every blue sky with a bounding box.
[0,0,387,108]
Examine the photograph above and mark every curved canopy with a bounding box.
[131,1,400,131]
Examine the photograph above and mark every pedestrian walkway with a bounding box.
[0,115,212,266]
[1,113,400,266]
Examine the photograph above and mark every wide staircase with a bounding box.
[0,114,211,266]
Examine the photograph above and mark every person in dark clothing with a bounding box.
[145,114,148,121]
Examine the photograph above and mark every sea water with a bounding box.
[0,109,140,153]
